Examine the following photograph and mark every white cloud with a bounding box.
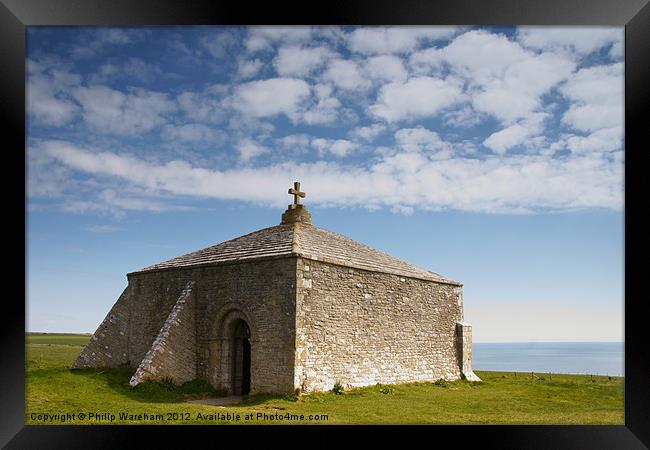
[245,26,313,52]
[230,78,311,122]
[472,88,538,124]
[322,59,371,91]
[166,36,204,65]
[95,29,134,45]
[90,58,161,84]
[273,45,335,77]
[27,61,80,126]
[516,27,623,58]
[201,32,238,59]
[301,100,341,125]
[483,124,530,154]
[609,39,623,59]
[560,63,623,133]
[27,145,75,197]
[92,63,119,81]
[162,123,224,143]
[348,123,386,142]
[71,29,143,59]
[59,188,194,218]
[408,47,445,75]
[347,27,458,55]
[277,134,311,150]
[311,138,359,157]
[394,126,452,158]
[434,30,529,83]
[122,58,155,80]
[565,127,622,154]
[390,204,415,215]
[475,53,573,123]
[236,58,264,79]
[176,89,226,123]
[299,83,342,125]
[443,106,483,128]
[369,77,463,122]
[363,55,408,83]
[235,139,271,162]
[28,78,79,126]
[38,139,623,215]
[98,190,193,214]
[483,113,548,154]
[227,117,275,143]
[416,30,575,125]
[72,85,176,135]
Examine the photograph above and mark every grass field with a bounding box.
[26,333,624,425]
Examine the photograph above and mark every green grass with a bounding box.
[26,333,624,425]
[27,332,92,347]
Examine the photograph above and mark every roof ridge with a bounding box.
[291,222,300,253]
[309,225,444,274]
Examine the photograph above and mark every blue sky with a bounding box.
[26,26,624,342]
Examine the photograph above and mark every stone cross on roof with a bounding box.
[288,181,305,205]
[282,181,312,224]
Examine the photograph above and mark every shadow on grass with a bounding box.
[68,366,289,407]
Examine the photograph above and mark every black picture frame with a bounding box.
[4,0,648,447]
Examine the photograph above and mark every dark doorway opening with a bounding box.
[232,320,251,395]
[242,338,251,395]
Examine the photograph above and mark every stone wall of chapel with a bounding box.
[75,257,297,394]
[193,257,297,394]
[294,258,464,392]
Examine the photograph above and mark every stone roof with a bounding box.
[131,222,461,285]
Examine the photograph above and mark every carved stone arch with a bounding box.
[209,302,257,394]
[211,302,258,342]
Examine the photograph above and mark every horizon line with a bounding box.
[24,331,625,344]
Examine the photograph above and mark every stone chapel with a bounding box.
[72,182,480,395]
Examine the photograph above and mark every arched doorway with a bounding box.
[231,319,251,395]
[209,305,257,395]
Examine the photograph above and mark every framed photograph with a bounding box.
[4,0,648,447]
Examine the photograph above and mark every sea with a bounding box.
[472,342,624,376]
